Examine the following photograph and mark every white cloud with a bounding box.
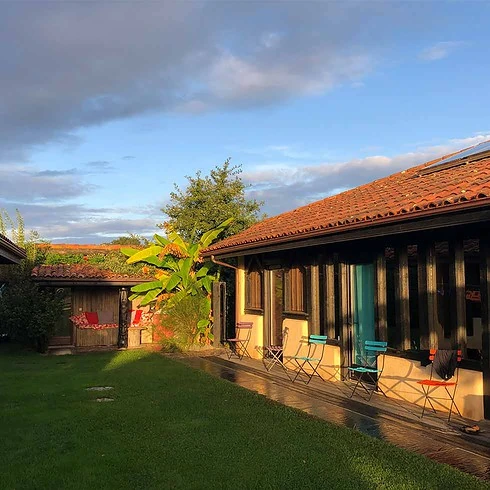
[203,50,373,106]
[419,41,466,61]
[244,133,490,216]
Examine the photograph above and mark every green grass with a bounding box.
[0,346,488,490]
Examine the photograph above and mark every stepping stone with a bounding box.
[86,386,114,391]
[95,397,114,402]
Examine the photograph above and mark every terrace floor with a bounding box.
[178,353,490,482]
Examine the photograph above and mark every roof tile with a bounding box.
[206,146,490,254]
[31,264,148,281]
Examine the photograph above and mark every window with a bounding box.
[245,259,263,311]
[284,266,307,314]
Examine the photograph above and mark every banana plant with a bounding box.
[121,218,232,307]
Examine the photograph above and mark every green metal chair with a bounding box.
[347,340,387,400]
[288,334,328,384]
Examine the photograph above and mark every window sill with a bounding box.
[283,311,308,320]
[385,350,482,372]
[244,308,263,315]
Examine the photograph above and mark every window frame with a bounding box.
[245,258,264,313]
[283,265,308,317]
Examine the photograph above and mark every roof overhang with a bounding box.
[32,278,151,287]
[0,235,27,264]
[206,201,490,259]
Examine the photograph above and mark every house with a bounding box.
[203,141,490,421]
[31,244,153,349]
[0,233,26,264]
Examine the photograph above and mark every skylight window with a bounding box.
[418,140,490,176]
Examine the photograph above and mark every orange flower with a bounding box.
[141,266,150,275]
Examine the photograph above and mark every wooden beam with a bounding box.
[339,261,350,378]
[418,242,437,350]
[212,281,223,346]
[325,259,336,339]
[395,247,411,350]
[309,265,320,335]
[376,251,388,342]
[263,271,272,348]
[118,287,129,348]
[480,235,490,419]
[449,240,467,353]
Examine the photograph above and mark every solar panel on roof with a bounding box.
[426,140,490,169]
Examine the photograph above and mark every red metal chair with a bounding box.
[226,322,253,360]
[262,327,288,372]
[417,349,462,422]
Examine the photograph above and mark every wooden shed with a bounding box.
[31,245,153,350]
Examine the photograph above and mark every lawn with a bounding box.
[0,347,488,490]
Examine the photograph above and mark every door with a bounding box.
[265,270,283,347]
[351,263,376,365]
[50,288,73,346]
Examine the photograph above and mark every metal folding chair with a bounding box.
[226,322,253,360]
[347,340,387,401]
[288,334,328,384]
[417,349,462,422]
[262,328,288,372]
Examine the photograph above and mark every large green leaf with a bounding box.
[162,256,179,272]
[168,232,187,252]
[165,273,181,292]
[120,247,139,258]
[200,217,233,248]
[131,280,163,293]
[154,234,171,247]
[197,276,213,293]
[139,288,160,306]
[180,257,193,278]
[140,255,163,267]
[195,265,210,278]
[126,245,163,264]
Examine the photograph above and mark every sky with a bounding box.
[1,0,490,244]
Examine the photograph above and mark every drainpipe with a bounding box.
[211,255,238,270]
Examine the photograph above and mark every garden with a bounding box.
[1,346,488,490]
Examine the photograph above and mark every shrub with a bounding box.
[160,293,211,349]
[0,268,64,352]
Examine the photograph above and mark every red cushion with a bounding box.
[84,311,99,324]
[132,309,143,325]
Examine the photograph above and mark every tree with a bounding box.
[0,208,44,263]
[104,234,149,247]
[160,159,264,241]
[0,209,63,352]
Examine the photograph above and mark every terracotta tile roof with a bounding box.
[31,264,149,282]
[37,244,133,252]
[205,145,490,255]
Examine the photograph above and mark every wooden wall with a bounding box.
[72,287,120,347]
[77,328,118,347]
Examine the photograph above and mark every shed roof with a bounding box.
[31,264,150,286]
[31,244,150,286]
[204,143,490,256]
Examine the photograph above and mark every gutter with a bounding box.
[211,255,238,270]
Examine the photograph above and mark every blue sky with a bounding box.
[1,1,489,243]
